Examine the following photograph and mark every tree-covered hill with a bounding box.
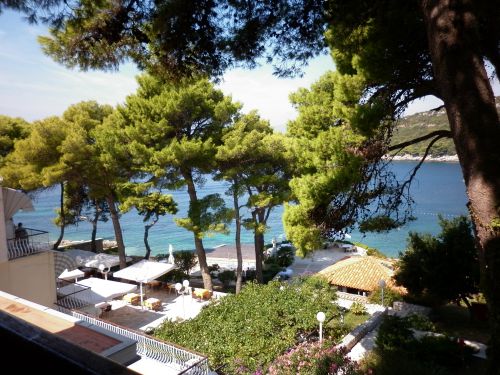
[391,96,500,157]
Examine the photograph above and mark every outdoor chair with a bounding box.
[192,288,213,301]
[123,293,141,306]
[144,297,162,311]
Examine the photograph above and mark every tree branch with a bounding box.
[388,130,451,152]
[396,132,451,198]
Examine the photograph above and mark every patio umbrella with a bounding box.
[2,187,34,220]
[113,260,177,308]
[168,244,175,264]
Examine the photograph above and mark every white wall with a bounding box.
[0,251,57,307]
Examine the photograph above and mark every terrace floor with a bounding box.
[101,287,225,332]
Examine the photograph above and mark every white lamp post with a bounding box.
[98,264,109,280]
[175,282,184,318]
[316,311,326,343]
[378,279,386,307]
[182,280,190,317]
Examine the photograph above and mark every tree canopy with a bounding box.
[102,74,240,289]
[395,215,480,309]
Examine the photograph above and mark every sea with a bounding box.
[13,161,468,259]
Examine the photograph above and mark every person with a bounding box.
[15,222,28,240]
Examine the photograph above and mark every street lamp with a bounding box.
[98,264,109,280]
[175,282,185,319]
[316,311,326,343]
[378,279,386,307]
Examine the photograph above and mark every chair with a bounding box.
[164,282,177,295]
[144,297,162,311]
[123,293,141,305]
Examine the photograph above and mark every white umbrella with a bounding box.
[168,244,175,264]
[2,187,34,220]
[113,260,176,308]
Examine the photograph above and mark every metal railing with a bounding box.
[7,228,51,260]
[55,280,95,314]
[71,311,209,375]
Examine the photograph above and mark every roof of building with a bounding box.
[318,256,396,292]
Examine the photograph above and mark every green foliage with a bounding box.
[391,110,456,157]
[359,215,399,233]
[0,115,30,163]
[369,315,478,374]
[262,263,283,283]
[267,342,361,375]
[375,315,417,352]
[405,314,436,332]
[173,250,198,275]
[121,191,178,221]
[217,270,236,287]
[368,286,405,307]
[349,302,367,315]
[395,215,479,306]
[154,277,338,373]
[265,245,295,268]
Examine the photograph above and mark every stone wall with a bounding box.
[336,309,388,352]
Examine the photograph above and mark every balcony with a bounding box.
[7,227,51,260]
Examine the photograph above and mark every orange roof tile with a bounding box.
[318,256,396,292]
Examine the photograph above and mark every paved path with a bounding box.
[290,246,366,276]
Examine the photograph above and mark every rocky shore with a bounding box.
[386,154,459,162]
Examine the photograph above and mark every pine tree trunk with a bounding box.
[184,171,213,291]
[106,195,127,269]
[144,224,152,260]
[53,182,65,250]
[90,201,100,253]
[233,185,243,294]
[143,218,157,260]
[252,210,265,283]
[422,0,500,369]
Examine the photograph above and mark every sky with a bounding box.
[1,9,495,133]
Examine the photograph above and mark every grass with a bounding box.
[325,311,370,333]
[343,311,370,330]
[431,304,490,344]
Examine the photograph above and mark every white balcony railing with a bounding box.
[7,228,51,260]
[71,311,209,375]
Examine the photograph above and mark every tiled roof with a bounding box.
[318,256,396,292]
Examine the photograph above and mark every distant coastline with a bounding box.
[387,154,459,163]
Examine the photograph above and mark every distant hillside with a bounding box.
[390,96,500,157]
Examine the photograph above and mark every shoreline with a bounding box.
[386,154,458,162]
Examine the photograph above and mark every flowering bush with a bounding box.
[266,341,361,375]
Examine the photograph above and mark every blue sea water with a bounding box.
[13,161,467,258]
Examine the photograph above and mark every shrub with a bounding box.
[208,264,220,278]
[371,315,477,374]
[405,313,436,332]
[350,302,367,315]
[368,286,405,307]
[376,315,414,352]
[267,342,361,375]
[263,263,283,283]
[155,276,339,374]
[158,268,188,283]
[275,245,295,267]
[174,250,198,274]
[218,270,236,287]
